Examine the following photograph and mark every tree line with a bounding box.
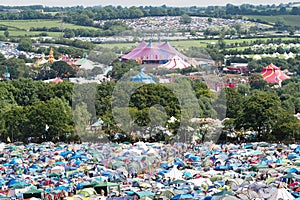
[0,4,299,22]
[0,75,299,144]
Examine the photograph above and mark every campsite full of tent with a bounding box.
[1,142,300,199]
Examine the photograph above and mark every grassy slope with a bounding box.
[245,15,300,27]
[0,20,98,37]
[0,20,98,30]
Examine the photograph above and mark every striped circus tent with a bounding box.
[122,40,188,63]
[158,55,191,70]
[261,63,290,85]
[121,40,148,60]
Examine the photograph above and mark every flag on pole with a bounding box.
[7,136,11,143]
[45,124,49,132]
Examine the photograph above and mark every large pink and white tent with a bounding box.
[122,40,148,60]
[158,41,189,61]
[122,41,188,63]
[158,55,191,70]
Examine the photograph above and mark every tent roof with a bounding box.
[263,63,280,70]
[122,41,148,60]
[158,55,191,70]
[261,63,290,84]
[74,58,88,66]
[269,187,294,200]
[158,41,188,61]
[130,71,155,84]
[122,41,188,61]
[23,189,43,194]
[79,188,97,197]
[79,60,95,70]
[94,182,120,187]
[134,191,155,198]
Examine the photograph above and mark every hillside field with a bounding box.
[0,20,98,37]
[244,15,300,27]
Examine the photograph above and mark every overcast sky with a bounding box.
[0,0,295,7]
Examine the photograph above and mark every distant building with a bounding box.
[224,63,249,74]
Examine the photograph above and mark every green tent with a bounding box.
[49,173,62,178]
[23,189,43,199]
[78,188,97,197]
[250,165,268,172]
[93,182,120,196]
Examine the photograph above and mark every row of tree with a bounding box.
[0,75,299,143]
[224,76,300,141]
[0,4,299,23]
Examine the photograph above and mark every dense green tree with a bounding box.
[1,58,32,79]
[2,104,29,142]
[51,61,76,78]
[73,83,97,122]
[235,91,282,139]
[110,60,139,80]
[17,38,33,52]
[89,49,117,65]
[52,81,74,106]
[10,78,39,106]
[0,82,16,109]
[225,87,243,118]
[272,110,300,141]
[237,84,250,96]
[249,73,268,91]
[73,102,94,141]
[27,97,74,142]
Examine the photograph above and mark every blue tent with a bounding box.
[294,145,300,153]
[60,151,73,157]
[69,155,89,161]
[171,194,194,200]
[130,71,155,84]
[174,158,186,167]
[28,164,42,172]
[288,153,300,160]
[285,168,298,173]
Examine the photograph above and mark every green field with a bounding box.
[0,30,61,37]
[245,15,300,27]
[0,20,98,37]
[0,20,98,30]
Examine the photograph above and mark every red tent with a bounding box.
[261,63,290,84]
